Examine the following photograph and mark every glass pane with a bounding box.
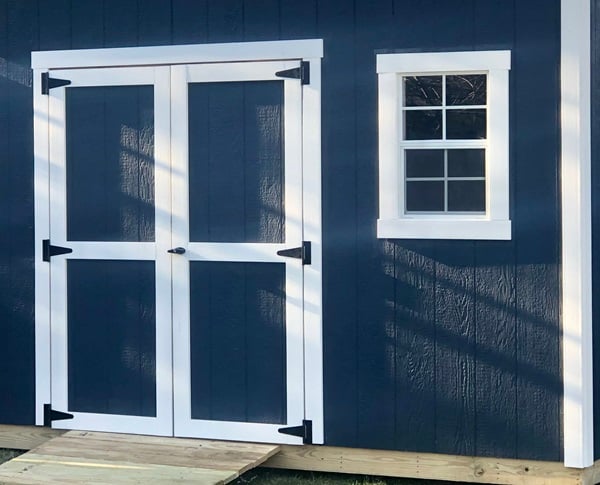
[405,149,444,178]
[448,149,485,177]
[190,262,287,424]
[406,181,444,212]
[188,81,285,243]
[68,260,156,416]
[446,109,486,139]
[405,110,442,140]
[446,75,487,106]
[404,76,442,107]
[448,181,486,211]
[66,86,155,242]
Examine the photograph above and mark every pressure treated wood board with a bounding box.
[0,431,280,484]
[263,445,590,485]
[0,425,64,451]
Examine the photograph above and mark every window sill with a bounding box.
[377,218,512,240]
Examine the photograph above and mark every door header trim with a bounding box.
[31,39,324,70]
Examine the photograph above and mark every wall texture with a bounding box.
[0,0,562,461]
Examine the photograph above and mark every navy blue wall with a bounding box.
[0,0,562,461]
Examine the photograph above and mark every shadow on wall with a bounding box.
[355,238,561,458]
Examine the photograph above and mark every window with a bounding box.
[377,51,511,240]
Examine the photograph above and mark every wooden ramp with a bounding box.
[0,431,280,484]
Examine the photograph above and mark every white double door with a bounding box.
[45,61,307,443]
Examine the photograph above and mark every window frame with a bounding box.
[376,50,512,240]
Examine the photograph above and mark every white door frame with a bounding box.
[32,39,324,443]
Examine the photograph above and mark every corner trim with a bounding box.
[561,0,594,468]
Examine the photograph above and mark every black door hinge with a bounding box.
[278,419,312,444]
[277,241,311,265]
[43,239,73,262]
[41,72,71,95]
[275,61,310,85]
[43,404,74,427]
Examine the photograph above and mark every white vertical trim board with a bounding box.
[302,58,324,444]
[561,0,594,469]
[33,69,51,426]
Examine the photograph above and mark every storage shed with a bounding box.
[0,0,598,482]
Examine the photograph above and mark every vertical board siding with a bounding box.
[0,0,562,461]
[394,242,437,452]
[242,0,280,42]
[66,86,155,242]
[319,0,360,448]
[513,0,562,462]
[172,0,208,45]
[0,0,37,425]
[433,242,477,456]
[189,262,286,424]
[472,0,518,460]
[71,1,102,50]
[354,0,396,451]
[138,0,172,46]
[593,0,600,462]
[103,0,138,48]
[207,0,244,43]
[473,242,517,458]
[67,261,157,417]
[188,81,284,243]
[279,0,317,39]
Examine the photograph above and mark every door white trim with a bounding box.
[31,39,323,70]
[301,57,324,444]
[33,68,51,426]
[33,40,324,444]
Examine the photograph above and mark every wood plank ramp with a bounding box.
[0,431,280,484]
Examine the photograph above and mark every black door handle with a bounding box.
[168,247,186,255]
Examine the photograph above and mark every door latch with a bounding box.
[167,247,186,255]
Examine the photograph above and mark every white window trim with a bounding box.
[32,39,324,445]
[561,0,594,469]
[377,50,511,240]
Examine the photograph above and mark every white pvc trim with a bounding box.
[376,50,511,241]
[33,69,51,425]
[33,40,323,445]
[377,50,511,74]
[31,39,323,70]
[561,0,594,469]
[377,218,511,240]
[302,58,324,444]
